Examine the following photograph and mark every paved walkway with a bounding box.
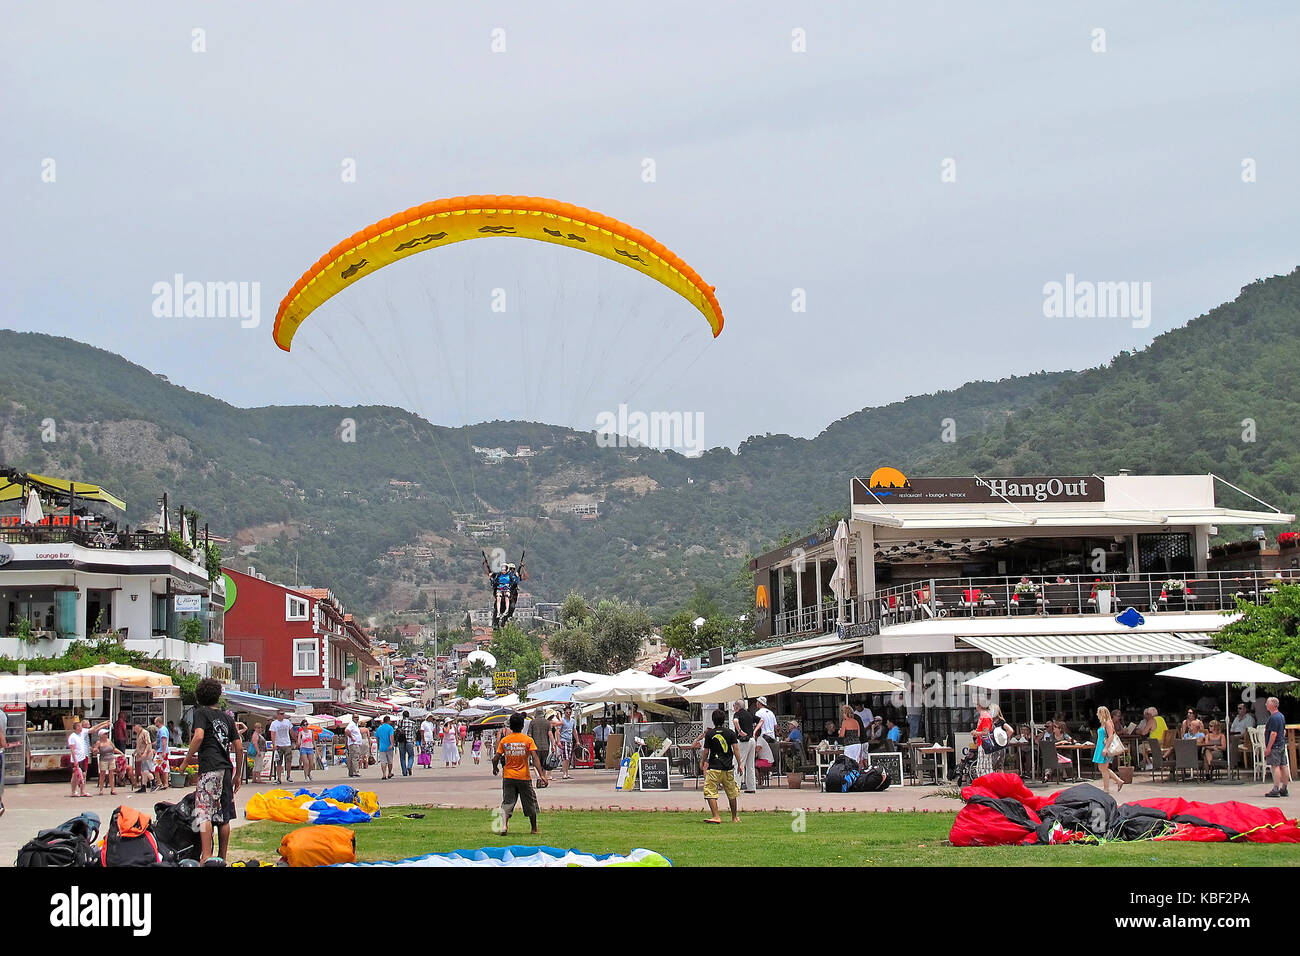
[2,755,1293,861]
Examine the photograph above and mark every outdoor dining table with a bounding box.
[814,744,844,785]
[1055,742,1092,780]
[917,745,953,784]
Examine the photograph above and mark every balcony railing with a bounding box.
[0,524,170,551]
[874,569,1299,627]
[772,597,876,637]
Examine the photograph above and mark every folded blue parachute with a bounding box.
[333,845,671,867]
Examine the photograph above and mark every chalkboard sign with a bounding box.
[637,756,671,791]
[866,751,903,787]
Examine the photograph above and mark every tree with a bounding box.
[550,592,650,674]
[661,611,699,656]
[489,623,545,687]
[1214,584,1300,680]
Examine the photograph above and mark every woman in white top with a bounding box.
[441,720,460,766]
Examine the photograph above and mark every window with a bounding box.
[293,639,319,676]
[241,661,258,686]
[286,595,309,621]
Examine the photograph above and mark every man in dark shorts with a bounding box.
[493,712,544,836]
[1264,696,1290,798]
[733,698,758,793]
[528,709,553,787]
[182,678,245,863]
[698,708,740,824]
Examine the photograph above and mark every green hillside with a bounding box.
[3,266,1296,621]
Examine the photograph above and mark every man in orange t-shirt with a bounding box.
[493,712,544,835]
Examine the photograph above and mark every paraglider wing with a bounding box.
[273,195,724,351]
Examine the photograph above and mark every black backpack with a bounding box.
[850,765,891,792]
[154,794,200,862]
[100,806,166,867]
[16,813,101,867]
[823,754,858,793]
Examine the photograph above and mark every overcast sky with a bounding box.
[3,2,1298,450]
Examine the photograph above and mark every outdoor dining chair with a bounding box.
[1148,745,1175,783]
[1172,739,1201,782]
[1039,739,1072,784]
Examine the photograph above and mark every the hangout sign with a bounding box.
[853,470,1104,505]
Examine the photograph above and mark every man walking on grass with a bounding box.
[493,712,544,836]
[699,708,741,824]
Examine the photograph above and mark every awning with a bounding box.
[957,632,1217,666]
[0,472,127,511]
[222,689,312,717]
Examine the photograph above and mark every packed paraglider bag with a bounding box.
[153,793,201,862]
[101,805,166,866]
[16,812,101,867]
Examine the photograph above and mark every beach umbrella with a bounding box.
[965,657,1101,780]
[1157,652,1297,729]
[431,706,459,717]
[790,660,905,704]
[533,671,611,690]
[527,685,576,704]
[458,707,489,719]
[571,669,682,704]
[683,664,792,703]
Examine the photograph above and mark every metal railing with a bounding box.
[0,524,170,551]
[873,569,1299,627]
[772,596,877,637]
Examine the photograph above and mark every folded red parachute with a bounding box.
[949,773,1300,846]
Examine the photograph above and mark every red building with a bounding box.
[222,568,376,704]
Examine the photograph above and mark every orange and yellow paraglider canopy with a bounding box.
[273,195,724,351]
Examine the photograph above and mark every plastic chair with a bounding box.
[1247,726,1266,781]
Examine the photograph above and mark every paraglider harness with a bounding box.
[483,550,526,627]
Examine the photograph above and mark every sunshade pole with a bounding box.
[1029,691,1036,780]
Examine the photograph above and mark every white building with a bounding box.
[0,532,227,676]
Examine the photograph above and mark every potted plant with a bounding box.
[1013,582,1038,614]
[786,763,807,788]
[1092,580,1114,614]
[1162,579,1187,610]
[1115,749,1134,785]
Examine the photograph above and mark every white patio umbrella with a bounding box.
[829,519,850,623]
[534,670,610,690]
[964,657,1101,780]
[790,660,905,705]
[682,664,792,704]
[23,488,44,525]
[1157,652,1296,728]
[571,669,682,704]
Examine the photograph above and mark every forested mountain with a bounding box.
[2,266,1297,620]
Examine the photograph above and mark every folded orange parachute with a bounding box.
[273,195,724,351]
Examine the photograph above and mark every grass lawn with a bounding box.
[228,807,1300,866]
